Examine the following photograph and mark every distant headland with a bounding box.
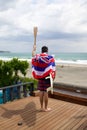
[0,51,10,53]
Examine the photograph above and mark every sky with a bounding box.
[0,0,87,53]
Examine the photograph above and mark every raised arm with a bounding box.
[32,44,36,57]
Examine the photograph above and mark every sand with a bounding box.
[55,65,87,87]
[25,62,87,88]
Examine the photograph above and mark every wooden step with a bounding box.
[54,88,87,100]
[49,89,87,106]
[49,82,87,106]
[53,82,87,94]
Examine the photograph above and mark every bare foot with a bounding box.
[44,108,51,112]
[39,108,45,112]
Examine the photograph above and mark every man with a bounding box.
[32,45,56,112]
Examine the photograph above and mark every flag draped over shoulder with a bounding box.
[32,53,56,79]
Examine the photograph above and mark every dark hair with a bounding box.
[41,46,48,53]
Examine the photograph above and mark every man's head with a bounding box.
[41,46,48,53]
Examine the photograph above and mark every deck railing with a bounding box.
[0,82,34,104]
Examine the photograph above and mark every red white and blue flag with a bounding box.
[32,53,56,79]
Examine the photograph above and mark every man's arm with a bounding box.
[32,44,36,57]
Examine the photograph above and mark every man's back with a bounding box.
[32,52,56,79]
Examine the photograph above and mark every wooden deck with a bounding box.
[0,96,87,130]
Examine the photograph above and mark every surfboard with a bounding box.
[47,74,53,94]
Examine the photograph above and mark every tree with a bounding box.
[0,58,29,87]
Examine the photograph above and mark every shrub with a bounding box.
[0,60,13,87]
[0,58,29,87]
[19,77,38,90]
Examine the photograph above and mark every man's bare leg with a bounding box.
[39,91,44,111]
[44,92,51,111]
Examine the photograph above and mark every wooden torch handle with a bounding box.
[34,27,38,45]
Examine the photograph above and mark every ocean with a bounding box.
[0,52,87,65]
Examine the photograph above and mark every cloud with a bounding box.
[0,0,16,11]
[0,0,87,52]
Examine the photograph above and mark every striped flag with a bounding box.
[32,53,56,79]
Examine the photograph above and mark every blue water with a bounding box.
[0,88,18,104]
[0,89,11,104]
[0,52,87,64]
[0,91,3,104]
[0,52,32,59]
[0,52,87,60]
[54,52,87,61]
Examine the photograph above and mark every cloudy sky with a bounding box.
[0,0,87,53]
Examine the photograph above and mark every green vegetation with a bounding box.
[0,58,38,89]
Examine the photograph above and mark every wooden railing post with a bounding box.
[29,83,34,96]
[17,86,21,99]
[23,85,27,97]
[10,88,14,101]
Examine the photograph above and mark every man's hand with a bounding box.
[33,45,36,51]
[32,45,36,57]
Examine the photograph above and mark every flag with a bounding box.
[32,53,56,79]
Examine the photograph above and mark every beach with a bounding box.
[26,62,87,88]
[55,64,87,87]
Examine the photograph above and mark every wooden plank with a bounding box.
[76,120,87,130]
[53,88,87,99]
[34,103,68,129]
[58,108,87,130]
[50,90,87,106]
[49,106,83,130]
[0,97,87,130]
[72,118,87,130]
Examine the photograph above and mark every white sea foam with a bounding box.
[0,57,31,62]
[0,57,13,61]
[0,54,87,66]
[55,59,87,67]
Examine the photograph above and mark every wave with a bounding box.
[55,59,87,65]
[0,57,87,66]
[0,57,31,61]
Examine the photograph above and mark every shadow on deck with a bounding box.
[0,96,87,130]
